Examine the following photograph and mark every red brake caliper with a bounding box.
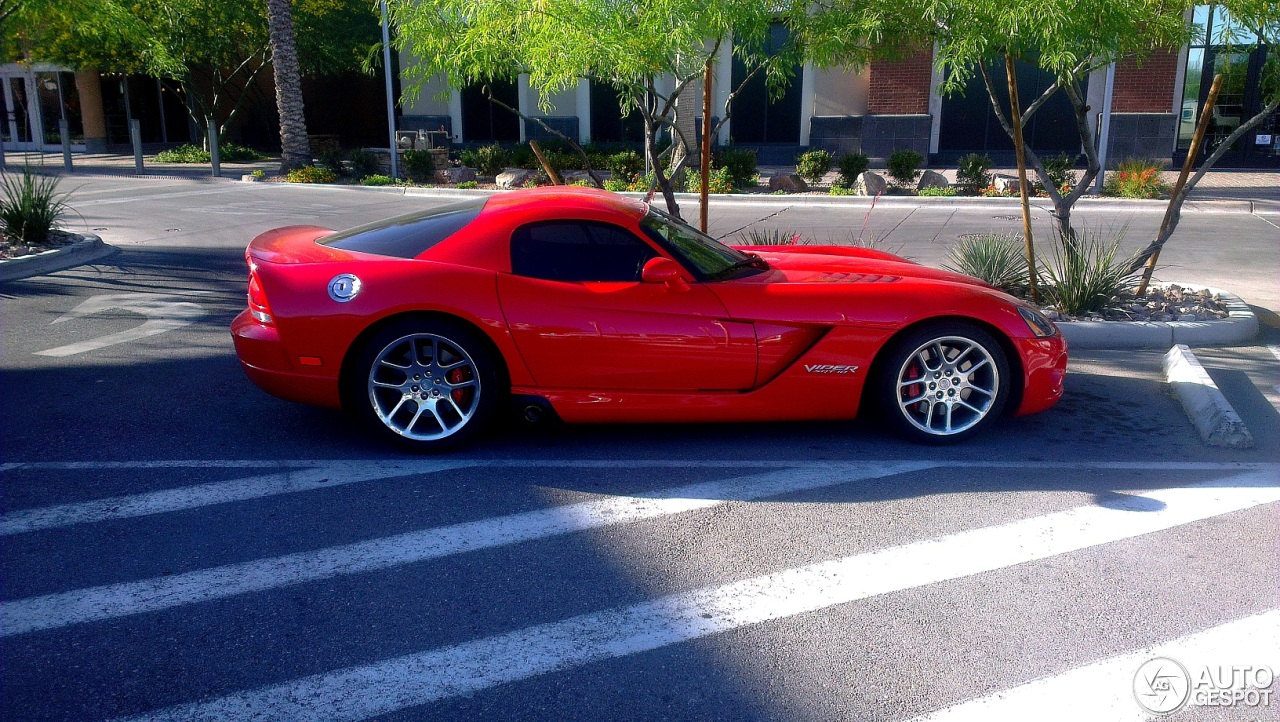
[449,367,468,404]
[904,364,922,410]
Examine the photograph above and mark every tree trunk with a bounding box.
[1005,54,1038,302]
[265,0,310,172]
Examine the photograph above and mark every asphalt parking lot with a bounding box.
[2,177,1277,720]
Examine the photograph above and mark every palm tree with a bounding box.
[265,0,310,171]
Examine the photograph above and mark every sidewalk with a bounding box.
[5,150,1277,203]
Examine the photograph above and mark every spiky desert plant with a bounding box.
[1039,228,1140,315]
[944,233,1029,293]
[0,168,70,246]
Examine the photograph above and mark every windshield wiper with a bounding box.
[710,253,769,280]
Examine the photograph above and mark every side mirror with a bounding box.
[641,256,686,284]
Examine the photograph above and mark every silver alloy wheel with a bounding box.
[367,333,481,441]
[894,335,1000,436]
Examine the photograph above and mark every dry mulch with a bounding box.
[1041,284,1232,323]
[0,229,79,261]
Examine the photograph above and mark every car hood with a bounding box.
[745,246,997,290]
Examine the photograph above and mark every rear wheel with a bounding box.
[875,323,1010,443]
[348,319,500,450]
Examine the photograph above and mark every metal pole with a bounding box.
[59,119,72,171]
[1093,62,1116,194]
[130,118,144,173]
[1,132,7,170]
[380,0,399,180]
[208,116,221,178]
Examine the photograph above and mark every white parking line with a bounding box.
[0,462,469,536]
[910,609,1280,721]
[1,462,929,637]
[118,470,1280,722]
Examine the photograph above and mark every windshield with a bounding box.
[639,208,765,280]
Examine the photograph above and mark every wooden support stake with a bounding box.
[528,140,563,186]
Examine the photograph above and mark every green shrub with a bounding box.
[837,152,869,187]
[511,143,538,169]
[1103,158,1168,199]
[347,149,382,178]
[285,165,338,184]
[828,183,855,196]
[0,167,69,245]
[155,142,266,163]
[917,186,957,197]
[955,153,993,195]
[943,233,1029,294]
[886,149,924,188]
[250,169,265,179]
[606,151,644,183]
[1040,153,1079,195]
[713,148,759,189]
[795,149,833,184]
[603,178,629,192]
[456,180,480,189]
[360,174,395,186]
[401,149,436,183]
[459,144,511,176]
[679,167,734,194]
[737,228,802,245]
[1039,228,1140,315]
[318,147,347,176]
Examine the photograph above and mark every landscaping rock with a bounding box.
[768,173,809,193]
[436,167,476,184]
[853,171,888,196]
[917,169,949,190]
[992,174,1020,193]
[496,169,534,189]
[562,170,599,185]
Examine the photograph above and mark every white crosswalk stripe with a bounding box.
[113,469,1278,722]
[1,461,928,636]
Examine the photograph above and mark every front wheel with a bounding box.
[874,323,1011,443]
[347,319,501,451]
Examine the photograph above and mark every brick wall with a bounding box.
[867,49,934,114]
[1112,50,1179,113]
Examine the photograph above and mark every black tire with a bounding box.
[345,317,502,451]
[873,322,1011,444]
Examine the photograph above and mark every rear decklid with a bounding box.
[247,225,343,264]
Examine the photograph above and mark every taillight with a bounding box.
[246,260,274,324]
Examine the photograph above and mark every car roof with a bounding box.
[480,186,648,222]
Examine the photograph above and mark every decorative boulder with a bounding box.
[436,167,476,184]
[768,173,809,193]
[853,171,888,196]
[992,173,1020,193]
[562,170,597,185]
[496,169,534,189]
[917,169,949,190]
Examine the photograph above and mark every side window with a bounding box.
[510,221,657,282]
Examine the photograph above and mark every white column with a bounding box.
[799,62,816,146]
[576,78,591,144]
[715,42,732,145]
[927,44,944,154]
[447,85,463,143]
[1093,62,1117,193]
[517,73,531,142]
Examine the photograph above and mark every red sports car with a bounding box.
[232,187,1066,449]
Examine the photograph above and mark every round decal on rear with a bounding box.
[328,274,362,303]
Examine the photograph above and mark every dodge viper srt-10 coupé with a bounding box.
[232,187,1066,449]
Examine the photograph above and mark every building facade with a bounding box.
[399,5,1278,168]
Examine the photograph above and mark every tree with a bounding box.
[921,1,1191,242]
[391,0,817,217]
[3,0,378,153]
[265,0,310,171]
[1127,0,1280,279]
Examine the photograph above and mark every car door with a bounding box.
[497,219,756,391]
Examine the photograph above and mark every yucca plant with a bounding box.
[736,228,803,245]
[944,233,1029,294]
[1039,228,1140,316]
[0,168,70,246]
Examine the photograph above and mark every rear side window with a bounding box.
[318,199,486,258]
[511,221,657,282]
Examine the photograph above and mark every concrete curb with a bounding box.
[1163,344,1255,449]
[0,233,116,283]
[1058,284,1258,350]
